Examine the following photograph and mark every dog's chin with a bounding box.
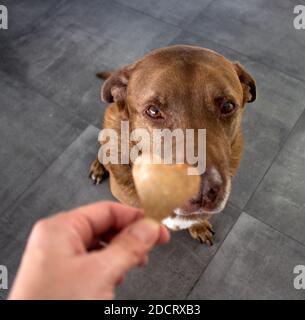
[175,192,230,216]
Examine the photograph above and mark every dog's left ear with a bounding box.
[233,62,256,103]
[101,64,135,103]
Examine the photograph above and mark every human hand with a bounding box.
[9,201,170,300]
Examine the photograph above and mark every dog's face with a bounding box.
[102,46,256,215]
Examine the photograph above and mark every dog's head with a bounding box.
[101,45,256,215]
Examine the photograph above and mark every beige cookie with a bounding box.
[132,156,200,222]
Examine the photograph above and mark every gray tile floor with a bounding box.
[0,0,305,300]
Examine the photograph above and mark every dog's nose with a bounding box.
[200,168,222,206]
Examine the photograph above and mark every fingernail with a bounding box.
[129,218,160,244]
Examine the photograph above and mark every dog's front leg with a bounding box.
[188,220,215,246]
[89,158,109,184]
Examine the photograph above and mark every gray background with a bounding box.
[1,0,305,299]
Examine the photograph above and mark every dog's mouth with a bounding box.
[174,203,222,216]
[174,178,232,216]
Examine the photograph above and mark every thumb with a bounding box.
[92,218,160,282]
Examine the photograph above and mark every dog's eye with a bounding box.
[220,101,236,115]
[145,105,163,119]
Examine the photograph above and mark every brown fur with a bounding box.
[90,45,256,244]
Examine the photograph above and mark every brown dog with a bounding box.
[90,45,256,244]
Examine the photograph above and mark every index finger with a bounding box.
[50,201,144,248]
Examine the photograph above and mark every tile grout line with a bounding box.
[0,63,97,130]
[112,0,216,29]
[243,210,305,250]
[63,1,305,87]
[0,65,99,220]
[185,208,305,299]
[242,107,305,212]
[4,0,305,89]
[184,208,243,299]
[172,27,305,87]
[4,1,305,102]
[0,0,68,43]
[175,0,305,86]
[227,201,242,212]
[0,122,99,222]
[183,76,305,296]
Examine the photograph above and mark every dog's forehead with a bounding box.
[129,47,241,100]
[138,46,232,71]
[144,45,225,61]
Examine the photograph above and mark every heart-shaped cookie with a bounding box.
[132,156,200,221]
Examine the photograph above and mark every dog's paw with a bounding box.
[188,220,215,246]
[89,159,108,185]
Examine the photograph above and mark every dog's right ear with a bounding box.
[101,65,134,103]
